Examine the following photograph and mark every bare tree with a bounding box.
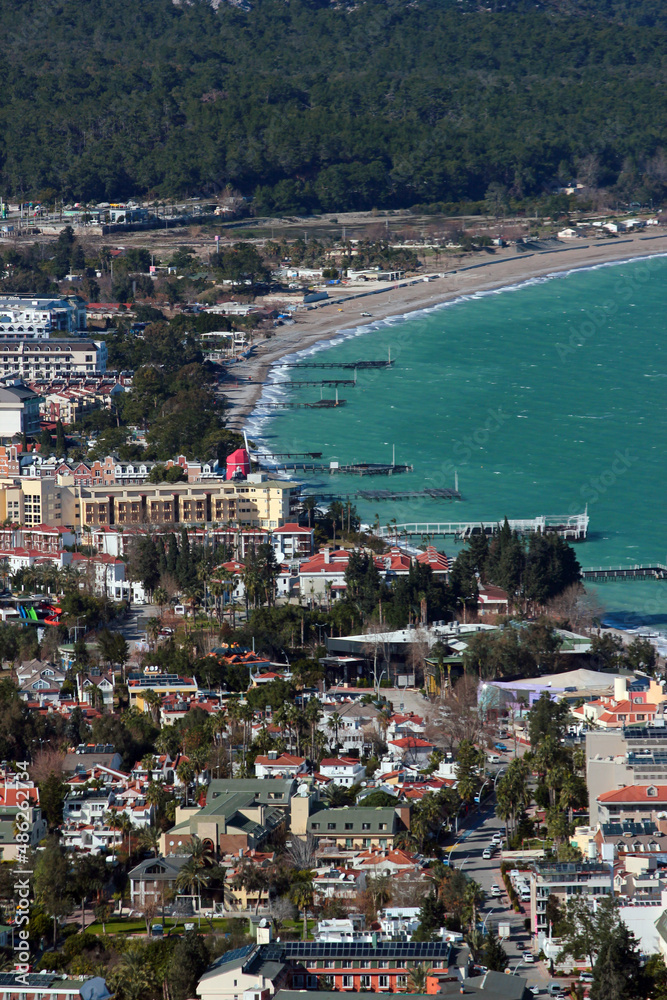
[286,834,317,870]
[546,583,605,633]
[29,748,66,784]
[422,674,493,751]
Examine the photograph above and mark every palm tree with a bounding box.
[186,834,215,867]
[143,689,162,725]
[103,811,123,853]
[406,966,432,992]
[189,745,210,791]
[176,855,210,928]
[139,825,161,857]
[153,586,168,616]
[232,862,269,914]
[176,759,195,806]
[463,879,485,932]
[208,579,225,622]
[109,941,157,1000]
[290,878,314,940]
[327,712,342,749]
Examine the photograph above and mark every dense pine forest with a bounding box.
[3,0,667,212]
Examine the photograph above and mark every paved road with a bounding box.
[114,603,156,655]
[450,794,553,991]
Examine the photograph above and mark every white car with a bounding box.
[579,973,594,983]
[523,952,535,963]
[490,884,503,897]
[482,848,494,859]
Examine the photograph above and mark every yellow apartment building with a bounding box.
[80,473,298,529]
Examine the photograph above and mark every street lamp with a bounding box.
[482,907,500,932]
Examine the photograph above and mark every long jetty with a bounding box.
[581,565,667,581]
[264,378,356,388]
[374,512,590,541]
[280,360,394,369]
[262,461,414,475]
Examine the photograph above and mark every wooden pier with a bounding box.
[374,512,590,541]
[268,378,356,388]
[581,564,667,581]
[358,488,462,501]
[256,399,347,410]
[261,461,413,475]
[280,360,394,370]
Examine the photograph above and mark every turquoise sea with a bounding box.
[247,255,667,628]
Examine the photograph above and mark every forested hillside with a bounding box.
[3,0,667,212]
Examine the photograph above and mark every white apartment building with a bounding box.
[0,339,107,380]
[0,382,42,437]
[318,758,366,787]
[0,295,87,338]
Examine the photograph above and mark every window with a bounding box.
[379,823,387,831]
[311,823,319,831]
[328,822,336,830]
[345,822,353,830]
[360,977,371,988]
[379,976,389,988]
[362,822,371,830]
[342,976,353,988]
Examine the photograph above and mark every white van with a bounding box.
[487,754,501,764]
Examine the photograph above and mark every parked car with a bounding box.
[483,847,496,860]
[490,884,503,897]
[579,973,594,983]
[523,952,535,963]
[547,985,564,996]
[494,743,509,752]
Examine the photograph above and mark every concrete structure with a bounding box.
[80,474,297,529]
[254,754,308,780]
[0,973,110,1000]
[162,779,296,857]
[0,339,106,379]
[530,860,613,942]
[0,476,79,527]
[198,943,292,1000]
[318,758,366,788]
[278,941,449,992]
[0,294,87,338]
[0,382,42,437]
[306,805,408,850]
[586,726,667,826]
[128,854,191,908]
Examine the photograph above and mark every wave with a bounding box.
[243,250,667,447]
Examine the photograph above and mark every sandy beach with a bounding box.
[223,233,667,431]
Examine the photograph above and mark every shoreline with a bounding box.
[222,234,667,432]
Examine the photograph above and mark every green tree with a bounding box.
[34,837,73,946]
[528,692,570,747]
[168,931,211,1000]
[455,738,484,804]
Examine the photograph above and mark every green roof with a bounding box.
[207,778,295,807]
[308,805,398,835]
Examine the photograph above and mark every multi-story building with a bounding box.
[306,806,409,851]
[80,473,297,529]
[0,475,79,527]
[587,725,667,826]
[0,338,106,380]
[0,783,48,860]
[0,294,87,338]
[530,860,613,940]
[0,382,42,437]
[279,940,451,992]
